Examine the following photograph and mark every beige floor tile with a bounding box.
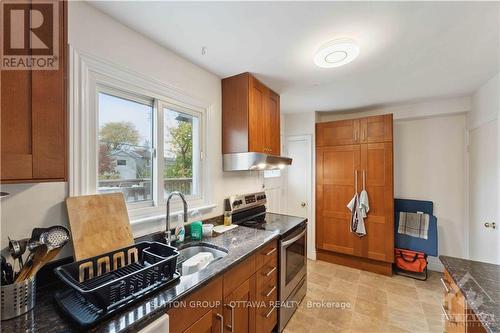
[286,259,443,333]
[387,293,424,314]
[354,296,388,320]
[335,268,361,282]
[356,284,388,305]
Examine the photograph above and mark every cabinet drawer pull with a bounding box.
[264,266,277,277]
[440,278,451,294]
[216,313,224,332]
[225,303,235,332]
[441,305,455,323]
[264,285,276,297]
[264,306,275,319]
[265,247,276,256]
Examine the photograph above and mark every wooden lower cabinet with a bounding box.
[224,277,255,333]
[442,269,486,333]
[168,240,278,333]
[184,307,224,333]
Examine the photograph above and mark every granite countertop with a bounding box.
[264,213,307,236]
[440,255,500,333]
[1,226,279,333]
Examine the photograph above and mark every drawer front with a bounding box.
[256,240,278,270]
[256,303,277,333]
[223,254,256,297]
[256,265,277,302]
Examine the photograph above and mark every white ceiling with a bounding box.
[91,1,500,113]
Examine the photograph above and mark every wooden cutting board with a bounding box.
[66,193,134,261]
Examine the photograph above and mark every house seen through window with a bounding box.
[97,90,201,205]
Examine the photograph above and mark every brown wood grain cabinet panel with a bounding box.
[222,73,280,156]
[268,91,280,155]
[360,114,393,143]
[223,254,256,297]
[360,142,394,262]
[316,145,362,256]
[248,76,268,154]
[223,276,255,333]
[316,119,360,146]
[222,73,249,153]
[167,276,223,333]
[1,0,67,183]
[316,114,394,274]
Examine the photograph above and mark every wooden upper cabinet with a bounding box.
[248,76,268,154]
[316,119,360,146]
[222,73,280,155]
[268,91,280,155]
[360,114,393,143]
[1,0,67,183]
[316,114,393,147]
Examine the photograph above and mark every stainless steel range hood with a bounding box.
[223,152,292,171]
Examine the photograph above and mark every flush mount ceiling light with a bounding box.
[314,38,360,68]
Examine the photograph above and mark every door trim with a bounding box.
[285,135,314,259]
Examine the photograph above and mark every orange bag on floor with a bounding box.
[394,248,427,273]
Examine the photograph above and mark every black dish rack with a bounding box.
[54,241,179,324]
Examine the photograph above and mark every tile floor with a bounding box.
[283,259,445,333]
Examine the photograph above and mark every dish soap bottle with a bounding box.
[190,209,203,241]
[175,213,185,242]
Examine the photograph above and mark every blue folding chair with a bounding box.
[394,199,438,280]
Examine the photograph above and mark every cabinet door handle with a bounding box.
[361,130,365,141]
[354,170,358,193]
[440,278,451,294]
[265,247,276,256]
[264,285,276,297]
[264,306,275,319]
[225,303,235,332]
[216,313,224,333]
[441,305,455,323]
[264,266,277,277]
[354,130,358,141]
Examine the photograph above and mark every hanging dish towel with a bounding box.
[347,193,366,237]
[359,189,369,219]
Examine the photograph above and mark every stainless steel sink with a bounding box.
[176,242,228,275]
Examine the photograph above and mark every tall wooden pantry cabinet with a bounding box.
[315,114,394,275]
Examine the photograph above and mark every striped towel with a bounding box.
[398,212,429,239]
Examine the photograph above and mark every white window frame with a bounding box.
[70,48,213,221]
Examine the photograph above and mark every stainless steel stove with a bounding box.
[225,192,307,332]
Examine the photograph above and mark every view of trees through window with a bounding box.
[97,92,153,203]
[164,109,198,197]
[97,91,199,203]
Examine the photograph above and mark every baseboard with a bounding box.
[307,249,317,260]
[317,250,393,276]
[427,256,444,272]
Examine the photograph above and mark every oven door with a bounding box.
[280,225,307,301]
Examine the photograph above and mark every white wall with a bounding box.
[314,97,471,270]
[0,2,262,254]
[393,115,467,267]
[468,73,499,264]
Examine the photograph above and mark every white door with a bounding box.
[469,120,498,264]
[285,135,314,259]
[264,170,284,213]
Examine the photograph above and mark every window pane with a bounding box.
[98,92,153,203]
[164,108,199,197]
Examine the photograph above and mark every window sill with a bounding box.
[130,203,217,225]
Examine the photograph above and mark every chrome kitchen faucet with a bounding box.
[165,191,188,246]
